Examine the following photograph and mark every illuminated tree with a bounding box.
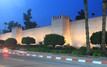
[0,40,5,48]
[90,31,107,50]
[22,37,35,49]
[44,34,65,48]
[5,38,17,49]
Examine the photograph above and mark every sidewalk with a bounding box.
[14,50,107,65]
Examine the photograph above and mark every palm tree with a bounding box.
[83,0,91,55]
[101,0,107,56]
[4,22,8,30]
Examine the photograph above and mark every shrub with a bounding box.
[44,34,65,48]
[47,46,53,49]
[79,46,87,51]
[39,42,43,45]
[65,46,76,50]
[50,50,57,53]
[71,50,83,55]
[92,47,99,50]
[35,45,46,48]
[90,31,107,48]
[0,40,5,48]
[106,48,107,51]
[0,40,5,45]
[78,46,87,55]
[22,37,35,49]
[55,46,63,50]
[5,38,17,49]
[92,52,101,57]
[63,45,68,48]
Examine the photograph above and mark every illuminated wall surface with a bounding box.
[0,15,106,47]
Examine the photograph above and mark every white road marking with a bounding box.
[66,58,72,61]
[47,56,52,59]
[27,54,30,56]
[32,55,36,57]
[56,57,61,60]
[93,61,101,64]
[78,59,85,62]
[39,55,43,58]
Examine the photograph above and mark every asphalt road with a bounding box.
[0,53,107,67]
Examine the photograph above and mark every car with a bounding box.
[2,48,9,53]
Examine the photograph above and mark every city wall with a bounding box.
[71,17,107,47]
[0,15,107,48]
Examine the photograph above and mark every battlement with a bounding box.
[52,15,70,20]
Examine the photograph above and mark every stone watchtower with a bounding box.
[51,15,72,45]
[12,27,22,44]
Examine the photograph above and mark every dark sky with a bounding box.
[0,0,103,30]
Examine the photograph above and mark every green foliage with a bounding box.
[16,45,36,49]
[36,45,46,48]
[92,52,101,57]
[75,9,85,20]
[0,40,5,45]
[15,44,104,57]
[71,50,83,55]
[44,34,65,48]
[79,46,87,55]
[2,21,22,33]
[8,21,19,32]
[47,46,54,49]
[90,31,102,45]
[0,40,5,48]
[22,37,35,50]
[2,30,9,33]
[39,42,43,45]
[92,47,100,50]
[90,31,107,45]
[23,9,37,29]
[64,46,76,53]
[22,37,35,45]
[5,38,17,49]
[79,46,87,51]
[90,31,107,56]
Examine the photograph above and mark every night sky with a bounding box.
[0,0,103,30]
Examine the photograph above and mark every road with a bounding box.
[0,53,107,67]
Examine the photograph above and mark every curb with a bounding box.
[0,50,107,65]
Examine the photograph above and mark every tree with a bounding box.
[8,21,19,32]
[22,37,35,49]
[44,34,65,48]
[2,21,21,33]
[23,9,37,29]
[5,38,17,49]
[4,22,8,30]
[101,0,107,56]
[75,9,85,20]
[2,22,8,33]
[84,0,91,55]
[0,40,5,48]
[90,31,107,47]
[90,31,107,54]
[2,30,9,33]
[0,40,5,45]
